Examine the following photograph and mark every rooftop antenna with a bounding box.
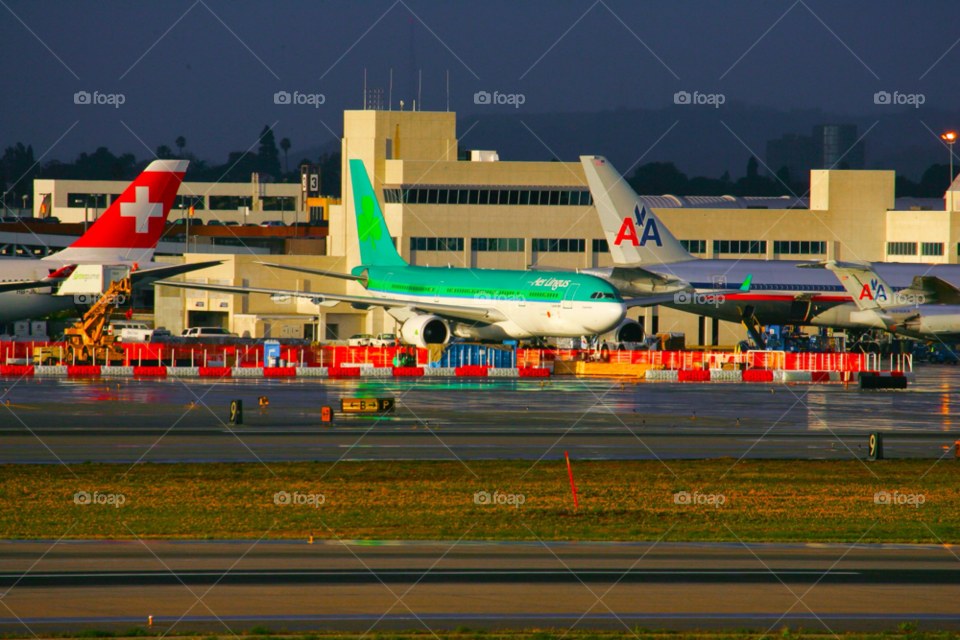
[400,100,404,111]
[389,69,393,111]
[363,68,367,109]
[446,70,449,112]
[418,70,422,111]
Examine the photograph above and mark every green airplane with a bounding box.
[159,159,650,346]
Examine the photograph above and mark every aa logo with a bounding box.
[614,205,662,247]
[859,278,887,301]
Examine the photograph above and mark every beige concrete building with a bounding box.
[33,177,302,226]
[155,108,960,345]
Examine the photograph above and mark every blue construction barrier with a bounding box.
[434,343,516,368]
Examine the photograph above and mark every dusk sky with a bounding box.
[2,0,959,168]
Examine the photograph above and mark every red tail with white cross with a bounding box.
[62,159,188,261]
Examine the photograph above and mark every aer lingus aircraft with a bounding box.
[578,155,960,347]
[157,159,639,347]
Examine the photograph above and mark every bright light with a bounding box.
[942,131,958,143]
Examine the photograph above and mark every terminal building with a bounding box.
[52,108,960,345]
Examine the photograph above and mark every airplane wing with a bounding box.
[623,293,685,308]
[253,262,369,286]
[0,280,56,294]
[908,275,960,305]
[130,261,224,287]
[155,280,508,324]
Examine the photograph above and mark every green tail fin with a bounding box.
[350,159,407,267]
[740,274,753,292]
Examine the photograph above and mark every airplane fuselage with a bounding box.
[355,264,626,339]
[586,259,960,333]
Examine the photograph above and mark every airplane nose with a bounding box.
[586,302,626,334]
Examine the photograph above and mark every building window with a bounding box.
[174,195,206,210]
[922,242,944,256]
[67,193,109,208]
[308,206,324,222]
[713,240,767,254]
[533,238,586,253]
[592,239,609,253]
[409,237,464,252]
[680,240,706,253]
[773,241,826,255]
[385,188,592,206]
[471,238,524,252]
[887,242,918,256]
[210,196,253,210]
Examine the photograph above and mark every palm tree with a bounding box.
[175,136,186,158]
[280,137,291,173]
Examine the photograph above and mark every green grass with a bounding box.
[0,628,955,640]
[1,460,956,542]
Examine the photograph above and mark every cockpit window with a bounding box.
[590,291,619,300]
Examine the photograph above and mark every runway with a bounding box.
[0,540,957,632]
[1,367,958,461]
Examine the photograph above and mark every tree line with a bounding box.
[627,157,958,199]
[0,125,342,206]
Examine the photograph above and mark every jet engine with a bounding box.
[600,318,645,344]
[399,314,451,348]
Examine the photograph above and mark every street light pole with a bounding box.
[941,131,957,190]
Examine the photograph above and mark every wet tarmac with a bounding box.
[1,367,958,462]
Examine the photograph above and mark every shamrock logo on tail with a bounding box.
[357,196,381,249]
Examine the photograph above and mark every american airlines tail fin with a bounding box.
[580,155,691,265]
[802,260,920,310]
[47,159,189,264]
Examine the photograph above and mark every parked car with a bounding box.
[206,219,224,226]
[259,220,286,227]
[371,333,398,347]
[108,320,146,341]
[37,217,61,224]
[181,327,238,339]
[119,323,156,343]
[348,334,374,347]
[0,216,18,223]
[223,221,240,226]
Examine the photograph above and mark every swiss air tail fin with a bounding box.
[349,159,407,267]
[50,159,188,264]
[580,155,691,266]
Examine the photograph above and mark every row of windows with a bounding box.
[888,242,946,256]
[773,241,827,255]
[409,237,465,252]
[471,238,524,252]
[67,193,111,208]
[681,240,707,253]
[533,238,586,253]
[383,188,593,207]
[713,240,767,255]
